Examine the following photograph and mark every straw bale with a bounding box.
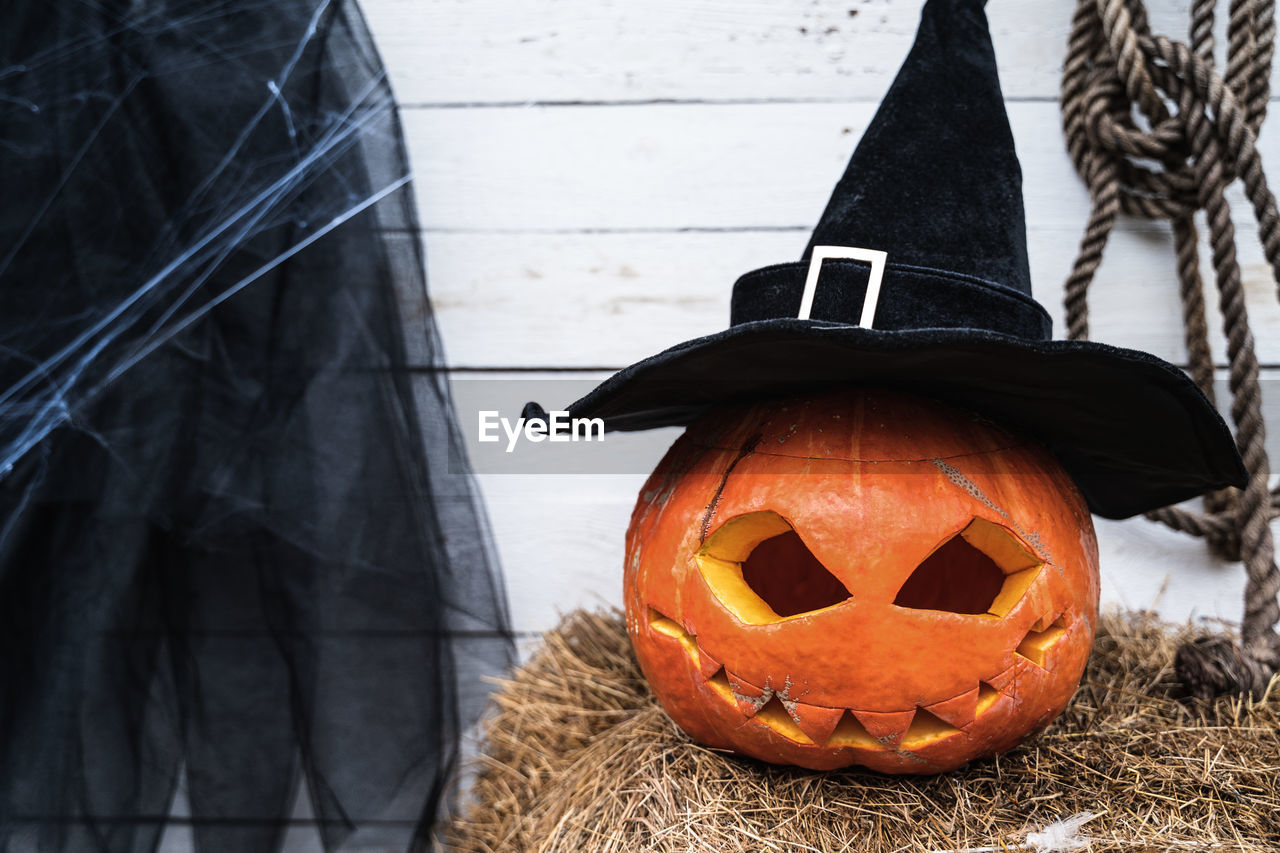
[445,610,1280,852]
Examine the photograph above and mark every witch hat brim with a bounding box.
[540,0,1246,520]
[555,322,1242,520]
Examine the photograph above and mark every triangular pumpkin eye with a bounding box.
[893,536,1004,613]
[893,518,1042,616]
[741,530,851,617]
[698,512,851,623]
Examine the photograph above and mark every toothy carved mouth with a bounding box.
[647,607,1066,750]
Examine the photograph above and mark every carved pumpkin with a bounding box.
[624,389,1099,773]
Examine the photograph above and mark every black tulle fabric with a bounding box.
[0,2,513,851]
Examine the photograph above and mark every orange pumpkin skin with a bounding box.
[624,390,1100,773]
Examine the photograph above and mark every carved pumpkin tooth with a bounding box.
[975,682,1003,715]
[789,702,845,744]
[695,646,722,681]
[827,710,880,749]
[849,708,917,749]
[727,672,764,699]
[1029,601,1058,633]
[723,672,770,716]
[738,690,772,718]
[705,668,736,706]
[752,696,815,744]
[902,707,963,748]
[991,659,1036,700]
[647,608,686,640]
[924,685,980,729]
[985,665,1019,693]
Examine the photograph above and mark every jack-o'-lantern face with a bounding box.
[624,390,1099,773]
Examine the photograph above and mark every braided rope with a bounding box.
[1061,0,1280,698]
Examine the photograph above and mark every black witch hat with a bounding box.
[544,0,1245,520]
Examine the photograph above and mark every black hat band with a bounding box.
[730,259,1052,341]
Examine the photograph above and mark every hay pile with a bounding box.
[444,610,1279,852]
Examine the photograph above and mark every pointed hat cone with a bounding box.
[805,0,1029,296]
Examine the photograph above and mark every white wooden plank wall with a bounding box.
[371,0,1280,640]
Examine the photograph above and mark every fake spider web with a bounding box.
[0,2,513,851]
